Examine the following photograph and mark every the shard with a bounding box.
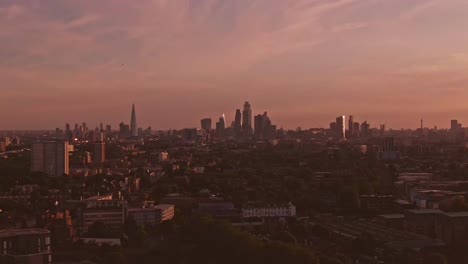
[130,104,137,137]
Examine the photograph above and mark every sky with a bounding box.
[1,0,468,130]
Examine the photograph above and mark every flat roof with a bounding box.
[406,209,443,214]
[154,204,174,210]
[379,214,405,219]
[443,212,468,218]
[0,228,50,238]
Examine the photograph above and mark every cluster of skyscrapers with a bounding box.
[201,101,276,140]
[330,115,371,140]
[31,104,140,176]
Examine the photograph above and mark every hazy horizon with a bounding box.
[1,0,468,130]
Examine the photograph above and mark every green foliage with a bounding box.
[166,215,319,264]
[88,221,112,238]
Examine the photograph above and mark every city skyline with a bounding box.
[2,0,468,129]
[1,102,466,132]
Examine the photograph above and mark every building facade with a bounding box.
[0,228,51,264]
[242,203,296,218]
[31,141,69,176]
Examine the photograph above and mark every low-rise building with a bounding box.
[0,228,51,264]
[242,203,296,218]
[82,199,128,235]
[155,204,175,223]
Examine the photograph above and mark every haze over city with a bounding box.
[1,0,468,129]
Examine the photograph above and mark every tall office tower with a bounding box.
[361,121,370,137]
[93,141,106,163]
[242,101,253,135]
[201,118,212,130]
[254,114,264,139]
[353,122,360,137]
[65,123,71,141]
[100,123,104,131]
[130,104,137,137]
[31,141,69,176]
[234,109,242,136]
[215,116,226,136]
[119,122,130,138]
[82,122,88,138]
[451,120,459,131]
[106,125,112,134]
[336,115,346,140]
[348,115,354,136]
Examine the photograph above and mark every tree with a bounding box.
[88,221,111,238]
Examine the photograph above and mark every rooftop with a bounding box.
[406,209,443,214]
[154,204,174,210]
[0,228,50,238]
[379,214,405,219]
[443,211,468,218]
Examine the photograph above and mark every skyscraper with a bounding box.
[451,120,459,131]
[348,115,354,136]
[93,141,106,163]
[234,109,242,136]
[336,115,346,140]
[216,116,226,136]
[242,102,253,135]
[201,118,212,130]
[130,104,137,137]
[31,141,69,176]
[361,121,370,137]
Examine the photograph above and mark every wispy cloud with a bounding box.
[1,0,468,129]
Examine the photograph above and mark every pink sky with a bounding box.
[1,0,468,130]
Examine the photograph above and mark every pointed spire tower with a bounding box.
[130,104,137,137]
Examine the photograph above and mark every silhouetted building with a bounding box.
[233,109,242,136]
[130,104,137,137]
[31,141,69,176]
[216,116,226,137]
[242,102,253,135]
[201,118,212,130]
[93,141,105,163]
[336,115,346,140]
[353,122,360,137]
[361,121,370,137]
[119,122,130,138]
[348,115,354,136]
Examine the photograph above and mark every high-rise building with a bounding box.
[361,121,370,137]
[65,123,72,141]
[106,125,112,134]
[201,118,212,130]
[254,114,265,139]
[451,120,459,131]
[216,116,226,136]
[234,109,242,136]
[348,115,354,135]
[336,115,346,140]
[93,141,105,163]
[31,141,69,176]
[254,112,276,140]
[242,102,253,135]
[130,104,137,137]
[119,122,130,138]
[353,122,360,137]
